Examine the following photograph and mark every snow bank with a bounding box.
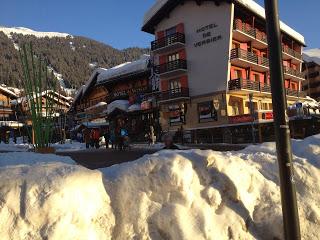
[1,135,320,239]
[0,152,115,240]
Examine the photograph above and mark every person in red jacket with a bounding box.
[91,128,101,149]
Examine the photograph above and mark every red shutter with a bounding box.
[180,75,188,88]
[176,23,184,34]
[179,49,187,60]
[161,80,169,91]
[159,55,167,65]
[156,31,165,39]
[285,80,290,88]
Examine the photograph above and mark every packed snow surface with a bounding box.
[1,135,320,239]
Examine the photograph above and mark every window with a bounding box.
[198,101,218,122]
[253,73,260,82]
[234,69,242,79]
[165,27,176,36]
[231,102,240,116]
[168,53,179,62]
[260,102,270,110]
[169,80,181,92]
[168,104,185,125]
[232,42,240,49]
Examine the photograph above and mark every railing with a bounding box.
[158,87,189,102]
[228,78,304,97]
[151,32,185,51]
[230,48,269,68]
[228,78,261,92]
[282,46,302,60]
[154,59,187,75]
[283,66,304,79]
[233,19,267,43]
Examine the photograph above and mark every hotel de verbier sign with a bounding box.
[194,23,222,48]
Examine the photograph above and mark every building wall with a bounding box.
[154,1,233,96]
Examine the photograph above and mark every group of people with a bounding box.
[81,128,101,149]
[78,125,130,150]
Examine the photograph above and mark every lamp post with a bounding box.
[264,0,301,239]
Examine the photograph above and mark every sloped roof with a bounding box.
[0,85,18,98]
[97,55,151,85]
[142,0,305,45]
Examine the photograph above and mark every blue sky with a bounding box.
[0,0,318,50]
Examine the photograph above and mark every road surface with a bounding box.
[57,148,158,169]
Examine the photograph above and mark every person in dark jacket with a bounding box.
[163,133,180,150]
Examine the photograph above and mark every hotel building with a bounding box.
[142,0,308,143]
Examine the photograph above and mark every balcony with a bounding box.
[151,33,185,54]
[282,46,303,63]
[230,48,269,72]
[233,19,267,49]
[158,87,189,103]
[283,66,305,81]
[228,78,305,98]
[154,59,187,78]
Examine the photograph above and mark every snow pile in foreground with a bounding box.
[1,135,320,239]
[0,153,114,240]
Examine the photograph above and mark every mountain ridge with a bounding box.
[0,26,149,95]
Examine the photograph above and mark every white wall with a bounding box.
[155,1,233,96]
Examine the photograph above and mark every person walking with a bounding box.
[91,128,100,149]
[83,128,91,149]
[103,128,110,149]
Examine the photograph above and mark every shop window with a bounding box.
[231,102,240,116]
[198,101,218,122]
[168,104,185,125]
[260,102,269,110]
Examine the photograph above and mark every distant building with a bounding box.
[141,0,316,143]
[303,61,320,101]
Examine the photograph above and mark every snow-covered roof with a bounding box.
[81,68,107,97]
[97,55,150,84]
[142,0,305,45]
[0,26,72,39]
[85,102,107,112]
[105,100,130,114]
[303,49,320,65]
[0,85,18,98]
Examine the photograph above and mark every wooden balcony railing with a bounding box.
[283,66,304,79]
[228,78,305,98]
[282,46,302,60]
[230,48,269,68]
[151,32,185,51]
[154,59,187,75]
[233,19,267,43]
[158,87,189,102]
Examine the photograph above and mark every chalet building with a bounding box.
[0,85,21,128]
[303,61,320,101]
[71,55,160,141]
[142,0,314,143]
[16,91,72,129]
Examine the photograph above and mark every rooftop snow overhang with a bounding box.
[142,0,306,46]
